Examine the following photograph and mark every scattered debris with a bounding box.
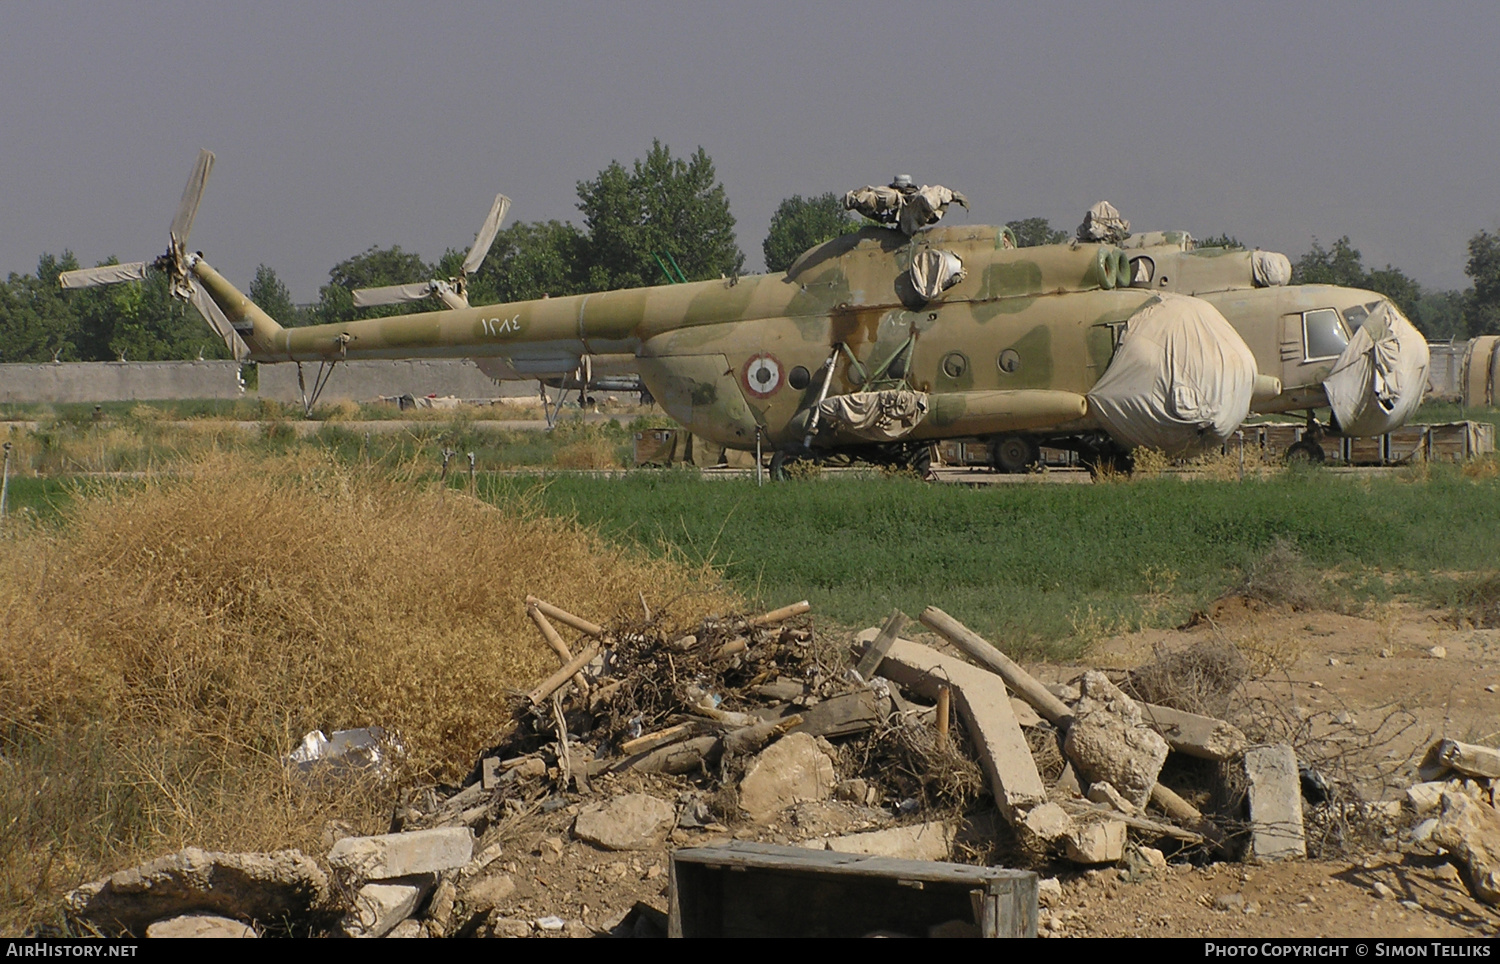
[327,827,474,880]
[573,793,676,850]
[144,914,258,939]
[65,848,327,937]
[1430,792,1500,905]
[1063,672,1170,808]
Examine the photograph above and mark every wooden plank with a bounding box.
[525,642,600,705]
[527,604,590,695]
[750,690,881,739]
[524,595,604,637]
[854,609,910,680]
[747,600,811,628]
[918,607,1074,728]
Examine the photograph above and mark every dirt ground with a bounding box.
[461,601,1500,938]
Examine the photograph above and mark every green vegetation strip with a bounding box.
[495,467,1500,660]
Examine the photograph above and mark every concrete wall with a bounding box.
[0,359,544,405]
[257,359,537,403]
[1428,341,1467,399]
[0,361,245,403]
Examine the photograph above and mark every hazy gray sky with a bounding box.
[3,1,1495,302]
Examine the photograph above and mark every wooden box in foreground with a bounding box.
[668,842,1037,938]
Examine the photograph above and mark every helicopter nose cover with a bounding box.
[1087,293,1257,454]
[1322,301,1430,438]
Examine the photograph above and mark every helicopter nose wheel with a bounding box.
[991,434,1039,474]
[1285,439,1326,465]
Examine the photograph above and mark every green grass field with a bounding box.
[498,465,1500,659]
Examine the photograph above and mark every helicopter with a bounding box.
[1115,222,1430,463]
[65,152,1427,476]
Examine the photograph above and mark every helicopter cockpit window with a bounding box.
[1129,256,1155,287]
[1341,300,1384,333]
[1303,308,1349,361]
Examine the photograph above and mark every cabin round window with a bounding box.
[941,352,968,379]
[998,349,1021,374]
[788,366,811,390]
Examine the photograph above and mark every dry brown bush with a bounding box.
[1126,639,1249,718]
[0,451,730,931]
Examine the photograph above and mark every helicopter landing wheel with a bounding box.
[992,434,1039,474]
[1285,440,1325,465]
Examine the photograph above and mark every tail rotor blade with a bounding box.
[169,149,216,248]
[58,262,149,289]
[187,278,249,361]
[461,193,511,276]
[352,282,435,308]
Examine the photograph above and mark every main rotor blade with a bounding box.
[187,277,249,362]
[351,282,434,308]
[169,149,216,248]
[461,193,511,276]
[58,262,149,289]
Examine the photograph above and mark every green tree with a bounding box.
[471,220,589,304]
[762,193,859,272]
[1005,217,1068,248]
[1464,230,1500,337]
[0,253,78,362]
[249,264,301,326]
[1291,236,1425,322]
[576,140,744,290]
[313,245,433,325]
[1195,233,1243,249]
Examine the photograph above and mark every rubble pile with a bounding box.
[61,595,1500,937]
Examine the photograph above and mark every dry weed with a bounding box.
[1229,537,1324,611]
[1125,639,1248,718]
[552,438,624,469]
[0,450,730,931]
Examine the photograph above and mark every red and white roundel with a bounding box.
[742,353,783,397]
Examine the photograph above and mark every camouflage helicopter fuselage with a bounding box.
[197,223,1228,455]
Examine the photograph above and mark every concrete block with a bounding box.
[1063,672,1168,807]
[574,793,676,850]
[328,827,473,881]
[1431,793,1500,905]
[1065,818,1127,864]
[1138,703,1248,761]
[1243,744,1306,861]
[341,874,436,938]
[1086,781,1139,815]
[861,633,1046,822]
[738,733,835,823]
[1406,781,1449,814]
[144,914,257,938]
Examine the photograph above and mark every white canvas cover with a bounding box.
[1251,250,1292,287]
[1077,201,1130,244]
[897,185,968,236]
[1322,301,1430,437]
[1086,293,1258,454]
[817,389,930,441]
[843,185,904,224]
[909,248,966,301]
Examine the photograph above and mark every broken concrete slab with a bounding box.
[1138,703,1247,761]
[752,690,881,739]
[385,919,424,938]
[341,874,436,939]
[144,914,257,938]
[1062,672,1169,808]
[1407,781,1450,814]
[1018,802,1077,846]
[1086,781,1140,816]
[1429,739,1500,780]
[1243,744,1306,861]
[1431,792,1500,905]
[738,732,836,823]
[859,631,1047,824]
[804,821,956,861]
[327,827,473,881]
[1064,817,1127,864]
[1010,697,1043,728]
[573,793,676,851]
[65,848,327,936]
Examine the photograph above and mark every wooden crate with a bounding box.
[1343,434,1386,465]
[1386,425,1429,464]
[1428,422,1482,462]
[669,842,1037,938]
